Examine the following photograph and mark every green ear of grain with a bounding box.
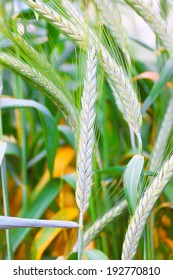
[1,97,58,176]
[0,141,7,166]
[0,53,77,128]
[61,173,76,190]
[124,154,144,215]
[58,125,75,148]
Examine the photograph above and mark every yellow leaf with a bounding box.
[31,207,78,260]
[33,146,75,199]
[15,109,22,146]
[58,182,77,209]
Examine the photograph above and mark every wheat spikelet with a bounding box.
[24,0,142,140]
[11,33,67,93]
[76,45,97,216]
[72,200,127,252]
[122,155,173,260]
[101,45,142,137]
[24,0,85,46]
[150,96,173,172]
[0,53,77,128]
[125,0,173,58]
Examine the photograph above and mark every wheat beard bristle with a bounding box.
[125,0,173,58]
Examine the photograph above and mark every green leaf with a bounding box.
[124,154,144,215]
[58,125,75,148]
[94,165,125,175]
[0,97,58,176]
[68,252,78,260]
[130,37,154,52]
[5,141,21,158]
[61,173,76,190]
[13,8,37,20]
[0,141,7,165]
[142,60,173,113]
[83,249,109,260]
[12,178,61,252]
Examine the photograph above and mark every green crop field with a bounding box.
[0,0,173,260]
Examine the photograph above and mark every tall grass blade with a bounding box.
[0,71,13,259]
[1,97,58,176]
[142,60,173,114]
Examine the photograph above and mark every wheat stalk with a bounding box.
[24,0,142,143]
[150,96,173,172]
[72,200,127,252]
[125,0,173,58]
[122,155,173,260]
[76,44,97,259]
[0,53,77,128]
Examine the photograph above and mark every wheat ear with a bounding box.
[72,200,127,252]
[11,34,68,94]
[101,45,142,141]
[150,96,173,172]
[24,0,85,47]
[76,44,97,259]
[61,0,142,139]
[125,0,173,58]
[0,53,77,128]
[24,0,142,143]
[122,155,173,260]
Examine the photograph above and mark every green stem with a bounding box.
[1,160,14,259]
[149,214,155,259]
[77,213,84,260]
[137,133,142,154]
[143,223,151,260]
[89,181,101,250]
[129,126,136,151]
[0,88,13,259]
[13,74,28,210]
[101,92,110,255]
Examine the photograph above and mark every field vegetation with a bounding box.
[0,0,173,260]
